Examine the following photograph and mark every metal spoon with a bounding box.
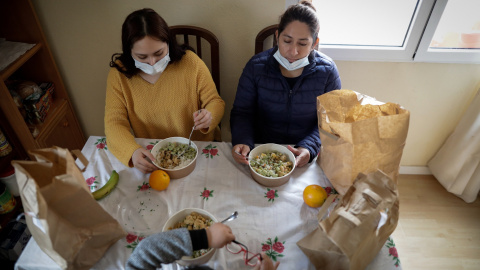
[186,125,195,148]
[220,211,238,223]
[234,151,249,161]
[178,125,195,157]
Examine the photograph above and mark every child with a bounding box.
[126,223,234,269]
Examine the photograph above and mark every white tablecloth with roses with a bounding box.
[15,136,402,270]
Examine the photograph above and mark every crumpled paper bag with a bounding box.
[297,170,399,270]
[317,89,410,195]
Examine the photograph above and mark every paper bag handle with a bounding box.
[335,189,383,227]
[70,149,89,172]
[317,194,338,223]
[362,189,382,208]
[337,209,362,226]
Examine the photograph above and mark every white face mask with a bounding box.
[133,53,170,75]
[273,50,310,71]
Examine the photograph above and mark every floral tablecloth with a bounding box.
[15,136,401,270]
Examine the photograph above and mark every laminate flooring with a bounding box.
[391,174,480,270]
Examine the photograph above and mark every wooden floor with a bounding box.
[391,174,480,270]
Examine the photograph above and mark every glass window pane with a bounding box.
[429,0,480,49]
[313,0,418,46]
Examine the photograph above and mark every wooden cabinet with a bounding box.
[36,101,85,149]
[0,0,85,169]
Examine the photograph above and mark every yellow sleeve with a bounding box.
[194,54,225,134]
[104,68,142,167]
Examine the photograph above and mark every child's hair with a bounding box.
[278,0,320,41]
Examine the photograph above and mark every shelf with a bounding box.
[0,196,23,234]
[0,43,42,81]
[34,98,67,140]
[0,151,15,171]
[0,0,85,161]
[0,151,28,172]
[0,0,86,247]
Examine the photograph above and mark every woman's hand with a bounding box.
[132,148,158,174]
[193,109,212,130]
[254,252,280,270]
[206,223,235,248]
[232,144,250,165]
[287,145,310,167]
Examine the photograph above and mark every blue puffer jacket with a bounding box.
[230,47,341,162]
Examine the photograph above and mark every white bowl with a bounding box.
[162,208,218,266]
[150,137,198,179]
[248,143,296,187]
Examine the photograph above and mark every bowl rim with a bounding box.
[151,137,198,171]
[162,208,218,261]
[248,143,296,179]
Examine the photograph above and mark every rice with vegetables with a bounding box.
[250,151,293,177]
[155,142,197,169]
[168,212,214,258]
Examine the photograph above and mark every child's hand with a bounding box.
[206,223,235,248]
[254,253,280,270]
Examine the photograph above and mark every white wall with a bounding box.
[31,0,480,166]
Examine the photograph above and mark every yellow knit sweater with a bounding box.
[105,50,225,167]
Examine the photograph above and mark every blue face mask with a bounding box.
[133,53,170,75]
[273,50,310,71]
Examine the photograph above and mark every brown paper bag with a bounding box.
[297,170,399,270]
[11,147,126,270]
[317,89,410,195]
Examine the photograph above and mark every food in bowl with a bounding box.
[248,144,296,187]
[249,151,293,177]
[155,142,197,169]
[167,212,214,258]
[162,208,217,265]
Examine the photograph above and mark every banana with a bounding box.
[92,170,119,200]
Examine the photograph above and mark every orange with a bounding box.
[149,170,170,191]
[303,185,328,208]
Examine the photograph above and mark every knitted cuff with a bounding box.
[188,229,209,251]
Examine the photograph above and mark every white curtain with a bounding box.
[428,87,480,203]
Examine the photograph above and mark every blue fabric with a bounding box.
[230,47,341,162]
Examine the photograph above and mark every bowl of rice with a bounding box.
[151,137,198,179]
[248,143,296,187]
[162,208,218,266]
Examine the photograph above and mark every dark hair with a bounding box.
[110,8,186,78]
[278,0,319,43]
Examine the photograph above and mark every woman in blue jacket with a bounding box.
[230,0,341,167]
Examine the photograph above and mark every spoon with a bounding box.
[178,125,195,157]
[234,151,249,161]
[220,211,238,223]
[186,125,195,148]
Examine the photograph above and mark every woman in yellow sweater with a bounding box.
[105,8,225,173]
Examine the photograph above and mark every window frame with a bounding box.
[414,0,480,64]
[284,0,480,64]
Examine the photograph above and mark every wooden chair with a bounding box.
[170,25,220,95]
[255,24,278,55]
[255,24,319,55]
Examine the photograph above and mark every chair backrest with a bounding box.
[255,24,278,55]
[255,24,319,55]
[170,25,220,94]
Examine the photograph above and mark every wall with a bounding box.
[31,0,480,167]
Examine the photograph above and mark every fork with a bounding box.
[178,125,195,157]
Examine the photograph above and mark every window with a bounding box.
[414,0,480,63]
[285,0,480,63]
